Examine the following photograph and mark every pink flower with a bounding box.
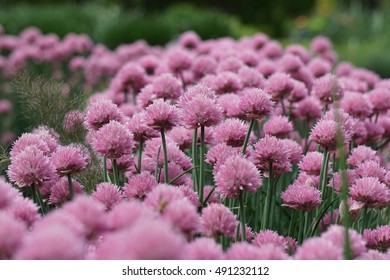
[203,185,220,205]
[178,185,201,207]
[0,212,26,259]
[355,160,386,182]
[192,56,217,80]
[308,57,331,78]
[7,146,56,188]
[144,99,181,131]
[212,72,242,94]
[265,72,294,101]
[311,36,332,54]
[49,177,84,205]
[105,154,134,174]
[215,155,262,199]
[263,115,293,138]
[84,99,124,131]
[278,53,303,73]
[364,225,390,252]
[138,55,159,76]
[95,219,184,260]
[10,133,51,158]
[281,139,303,165]
[63,110,84,132]
[294,237,343,260]
[350,177,390,208]
[239,88,274,120]
[6,196,40,227]
[126,113,158,143]
[294,96,322,121]
[251,135,291,176]
[257,59,277,77]
[166,49,193,74]
[178,31,201,49]
[321,225,366,258]
[162,198,200,235]
[184,238,223,260]
[348,146,380,167]
[368,88,390,113]
[110,62,147,94]
[91,183,122,211]
[289,80,308,102]
[214,118,249,147]
[144,184,185,213]
[281,184,321,211]
[312,74,343,104]
[341,92,373,119]
[238,66,264,88]
[310,119,342,150]
[15,224,85,260]
[299,151,326,176]
[179,84,222,128]
[217,93,241,117]
[231,224,255,242]
[92,120,134,159]
[285,44,311,64]
[123,172,157,200]
[151,73,183,100]
[0,177,19,209]
[200,203,237,238]
[51,144,89,175]
[330,170,357,194]
[253,230,285,249]
[225,243,289,260]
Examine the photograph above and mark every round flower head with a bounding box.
[7,146,56,188]
[15,224,85,260]
[285,44,311,64]
[49,177,84,206]
[230,224,255,242]
[184,238,223,260]
[251,135,291,176]
[31,126,60,153]
[280,139,303,165]
[263,115,293,138]
[238,88,274,120]
[123,172,158,200]
[212,71,242,94]
[294,96,322,121]
[347,145,380,167]
[321,225,366,259]
[144,99,181,131]
[320,209,341,232]
[330,170,357,194]
[92,120,134,159]
[178,185,201,208]
[265,72,294,101]
[357,250,388,260]
[253,230,286,249]
[63,110,84,132]
[289,79,308,102]
[310,119,344,150]
[350,177,390,208]
[299,151,326,176]
[126,113,158,143]
[202,185,220,205]
[341,92,373,119]
[364,120,384,145]
[214,118,249,147]
[139,55,159,76]
[323,108,354,136]
[261,40,283,59]
[9,133,51,158]
[110,62,147,95]
[0,178,19,209]
[95,219,184,260]
[84,99,124,131]
[206,142,240,169]
[294,237,343,260]
[278,53,303,73]
[339,198,363,223]
[0,212,26,259]
[105,154,134,174]
[6,196,40,227]
[179,31,201,49]
[368,88,390,113]
[281,184,321,212]
[166,49,193,74]
[215,155,262,199]
[167,127,193,150]
[217,93,241,117]
[162,198,200,235]
[238,66,264,88]
[308,57,331,78]
[217,57,244,73]
[151,73,183,100]
[311,36,332,54]
[192,56,217,80]
[355,160,386,182]
[92,183,122,211]
[200,203,237,238]
[364,226,390,252]
[179,84,222,128]
[378,116,390,139]
[144,184,185,213]
[51,144,89,175]
[312,74,343,104]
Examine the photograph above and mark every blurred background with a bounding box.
[1,0,390,76]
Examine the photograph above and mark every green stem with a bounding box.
[202,185,216,207]
[361,207,368,233]
[67,174,74,200]
[192,129,198,192]
[103,157,108,182]
[199,125,205,205]
[288,210,295,237]
[254,190,261,233]
[238,190,246,242]
[298,210,304,244]
[112,159,120,187]
[32,184,46,215]
[261,162,273,230]
[303,211,309,240]
[168,166,198,185]
[160,128,169,184]
[137,139,144,173]
[319,147,329,199]
[242,119,255,154]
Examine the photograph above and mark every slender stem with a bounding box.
[202,185,216,207]
[261,162,273,230]
[238,190,246,242]
[288,210,295,237]
[281,98,287,116]
[375,112,379,123]
[298,210,304,244]
[192,129,198,192]
[32,184,46,215]
[137,139,144,174]
[377,209,382,226]
[112,159,120,187]
[160,128,169,184]
[318,147,329,199]
[168,166,198,185]
[361,207,368,233]
[199,126,205,205]
[242,119,255,154]
[67,174,74,200]
[254,190,261,232]
[303,211,309,240]
[103,157,108,182]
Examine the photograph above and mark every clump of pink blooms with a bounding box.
[2,27,390,260]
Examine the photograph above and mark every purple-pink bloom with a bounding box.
[0,212,26,259]
[348,145,380,167]
[294,237,343,260]
[144,184,185,213]
[281,184,321,211]
[263,115,293,138]
[200,203,237,238]
[123,172,158,200]
[238,88,274,120]
[363,225,390,252]
[49,177,84,206]
[299,151,326,176]
[184,238,223,260]
[350,177,390,208]
[144,99,181,131]
[84,99,124,131]
[214,118,249,147]
[151,73,183,100]
[51,144,89,175]
[10,133,51,158]
[91,183,122,211]
[265,72,294,101]
[312,74,343,104]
